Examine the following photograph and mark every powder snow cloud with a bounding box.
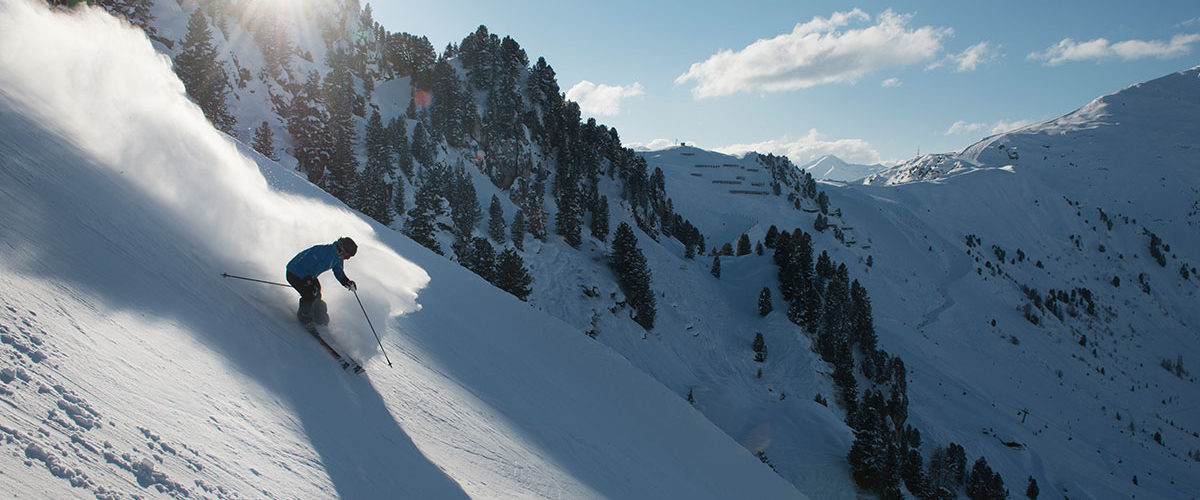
[1029,33,1200,65]
[565,80,644,116]
[674,9,952,98]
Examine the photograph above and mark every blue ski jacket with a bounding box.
[286,242,350,286]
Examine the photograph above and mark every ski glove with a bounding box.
[344,280,357,292]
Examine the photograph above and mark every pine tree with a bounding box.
[386,117,414,179]
[765,225,780,248]
[456,237,495,281]
[737,233,752,256]
[947,443,968,487]
[253,13,292,80]
[528,57,563,149]
[323,48,360,206]
[758,287,773,316]
[281,71,329,187]
[900,426,927,497]
[848,391,901,497]
[752,332,767,362]
[966,457,1006,500]
[430,58,473,147]
[403,182,444,254]
[525,181,548,241]
[1025,476,1039,499]
[449,168,481,241]
[927,446,954,499]
[510,209,526,251]
[611,222,656,329]
[488,195,507,243]
[251,121,276,160]
[814,213,829,232]
[833,341,858,407]
[174,9,235,133]
[711,255,721,279]
[493,248,533,300]
[410,121,434,168]
[819,266,850,362]
[360,110,394,225]
[849,280,878,354]
[590,195,610,242]
[392,176,406,218]
[555,185,583,248]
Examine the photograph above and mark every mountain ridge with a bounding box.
[2,1,1197,499]
[801,154,885,182]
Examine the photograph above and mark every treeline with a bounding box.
[765,225,1009,499]
[128,0,694,306]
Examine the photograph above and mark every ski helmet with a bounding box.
[337,237,358,257]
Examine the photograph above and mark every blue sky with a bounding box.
[370,1,1200,166]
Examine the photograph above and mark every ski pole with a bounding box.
[353,288,392,367]
[221,273,290,287]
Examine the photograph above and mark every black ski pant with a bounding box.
[286,272,329,325]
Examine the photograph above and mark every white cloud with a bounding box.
[989,119,1033,135]
[945,120,986,135]
[1029,34,1200,65]
[627,139,679,151]
[713,129,884,166]
[1180,18,1200,27]
[675,9,950,98]
[564,80,644,116]
[949,41,997,72]
[881,77,902,88]
[945,119,1034,136]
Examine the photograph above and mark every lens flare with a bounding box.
[413,89,432,109]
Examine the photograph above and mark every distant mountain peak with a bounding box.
[868,66,1200,186]
[801,154,883,182]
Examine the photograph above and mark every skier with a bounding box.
[285,237,358,327]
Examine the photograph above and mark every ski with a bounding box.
[303,324,365,374]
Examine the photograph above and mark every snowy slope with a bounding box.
[832,69,1200,498]
[0,2,804,498]
[635,69,1200,499]
[6,1,1197,499]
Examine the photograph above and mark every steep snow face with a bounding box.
[644,66,1200,498]
[831,67,1200,500]
[0,3,804,499]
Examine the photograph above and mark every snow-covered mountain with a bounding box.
[2,1,1197,499]
[801,155,884,182]
[0,2,804,498]
[841,67,1200,498]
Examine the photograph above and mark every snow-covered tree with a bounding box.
[403,182,444,254]
[510,209,526,251]
[251,121,276,160]
[611,222,655,329]
[737,233,752,256]
[758,287,773,317]
[493,248,533,301]
[174,9,234,133]
[323,48,360,206]
[359,110,393,225]
[488,195,507,243]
